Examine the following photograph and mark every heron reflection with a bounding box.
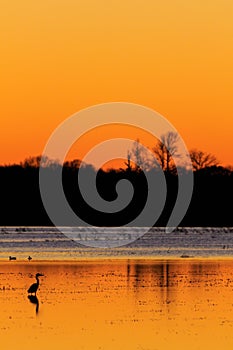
[28,295,39,314]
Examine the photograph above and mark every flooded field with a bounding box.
[0,227,233,259]
[0,259,233,349]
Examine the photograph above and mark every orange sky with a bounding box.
[1,0,233,167]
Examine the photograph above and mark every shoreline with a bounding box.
[1,256,233,264]
[1,226,233,261]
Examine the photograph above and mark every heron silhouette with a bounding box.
[27,273,44,295]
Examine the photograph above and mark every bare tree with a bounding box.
[21,155,61,168]
[63,159,81,169]
[123,151,133,172]
[20,155,42,168]
[131,139,153,172]
[152,132,180,172]
[189,149,218,171]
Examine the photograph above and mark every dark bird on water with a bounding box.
[27,256,32,261]
[9,256,16,261]
[27,273,44,295]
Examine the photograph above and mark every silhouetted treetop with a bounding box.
[0,153,232,226]
[152,132,180,173]
[190,149,218,171]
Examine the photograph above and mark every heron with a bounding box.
[27,256,32,261]
[27,273,44,295]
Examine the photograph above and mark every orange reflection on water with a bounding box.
[0,259,233,350]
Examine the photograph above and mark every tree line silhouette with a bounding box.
[0,133,232,227]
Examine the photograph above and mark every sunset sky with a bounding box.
[1,0,233,167]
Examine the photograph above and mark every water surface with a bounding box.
[0,226,233,260]
[0,259,233,349]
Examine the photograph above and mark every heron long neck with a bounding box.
[36,277,40,285]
